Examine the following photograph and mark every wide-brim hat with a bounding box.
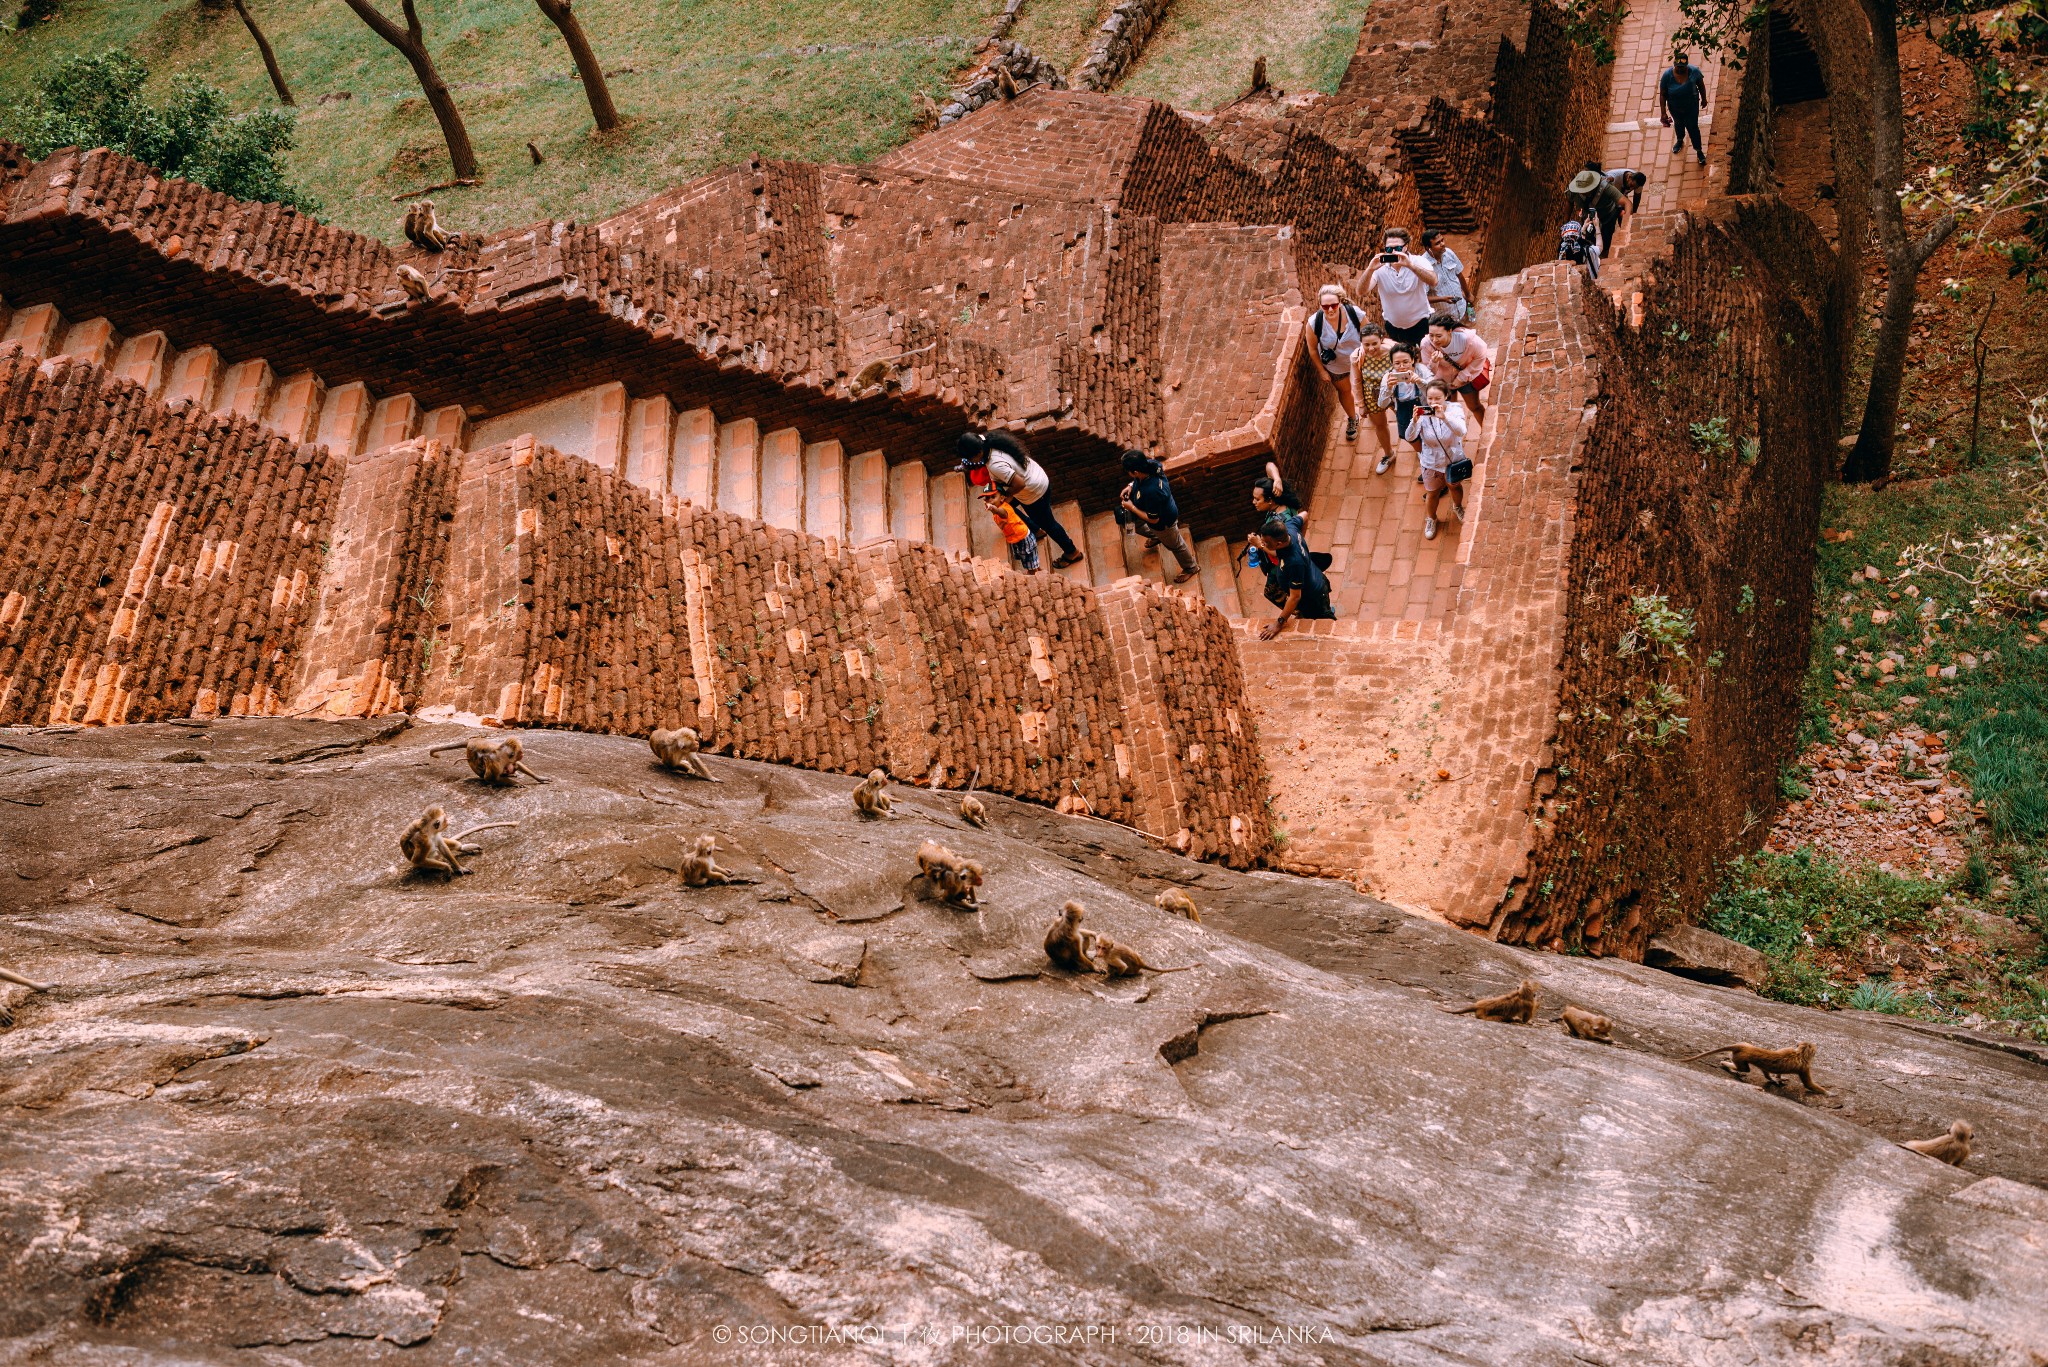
[1568,170,1603,196]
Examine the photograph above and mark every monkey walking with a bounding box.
[400,807,518,877]
[1902,1120,1974,1166]
[1154,888,1201,923]
[1558,1005,1613,1041]
[1045,902,1102,974]
[680,834,757,888]
[1443,979,1539,1024]
[650,727,718,780]
[432,735,548,785]
[1679,1041,1828,1095]
[1092,934,1192,978]
[0,966,52,993]
[853,769,893,818]
[960,767,988,829]
[915,840,984,909]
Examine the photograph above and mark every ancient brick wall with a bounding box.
[1497,197,1840,955]
[0,354,337,724]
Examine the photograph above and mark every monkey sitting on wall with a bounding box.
[650,727,718,780]
[400,807,517,877]
[394,264,433,303]
[1902,1120,1974,1167]
[1558,1005,1612,1041]
[1443,979,1539,1024]
[916,840,983,909]
[1680,1041,1828,1095]
[404,199,458,252]
[431,735,547,785]
[852,769,892,818]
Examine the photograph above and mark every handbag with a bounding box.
[1447,456,1475,483]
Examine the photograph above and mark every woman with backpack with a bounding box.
[1304,284,1375,444]
[1403,381,1471,542]
[955,429,1084,571]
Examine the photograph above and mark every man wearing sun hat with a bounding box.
[1568,167,1630,259]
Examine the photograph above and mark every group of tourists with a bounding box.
[1560,51,1704,277]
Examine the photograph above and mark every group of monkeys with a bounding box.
[391,730,1978,1167]
[1440,978,1977,1167]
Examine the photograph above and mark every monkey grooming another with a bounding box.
[1558,1005,1612,1041]
[432,735,548,785]
[915,839,984,908]
[852,769,893,818]
[680,834,756,887]
[1154,888,1201,923]
[399,807,518,877]
[1679,1041,1828,1095]
[1045,902,1103,974]
[1902,1120,1974,1166]
[0,966,52,993]
[1443,978,1539,1024]
[650,726,718,780]
[1092,934,1192,978]
[960,767,988,829]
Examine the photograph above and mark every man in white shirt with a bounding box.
[1361,227,1437,349]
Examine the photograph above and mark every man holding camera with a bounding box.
[1117,450,1200,585]
[1362,228,1438,350]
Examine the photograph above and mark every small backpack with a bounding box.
[1558,220,1589,263]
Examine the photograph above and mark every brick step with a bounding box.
[1393,129,1481,234]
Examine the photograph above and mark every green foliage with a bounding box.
[1689,415,1734,459]
[2,51,317,212]
[1556,0,1630,65]
[1705,850,1946,1006]
[1618,593,1697,660]
[1778,764,1811,801]
[1739,436,1761,466]
[1847,978,1907,1013]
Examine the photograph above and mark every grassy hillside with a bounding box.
[0,0,1371,243]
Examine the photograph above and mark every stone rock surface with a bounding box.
[1645,923,1772,988]
[2,720,2045,1363]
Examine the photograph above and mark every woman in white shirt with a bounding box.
[1403,381,1470,541]
[1303,285,1374,443]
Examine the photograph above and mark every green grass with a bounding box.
[1,0,991,239]
[1116,0,1364,111]
[1705,849,1948,1005]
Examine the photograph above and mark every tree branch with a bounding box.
[1909,212,1958,269]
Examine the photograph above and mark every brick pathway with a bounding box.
[1236,0,1730,924]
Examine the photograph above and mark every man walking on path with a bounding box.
[956,430,1084,571]
[1659,51,1708,166]
[1117,450,1200,585]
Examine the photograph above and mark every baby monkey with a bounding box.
[400,806,517,877]
[1558,1005,1613,1041]
[1092,934,1191,978]
[960,767,988,829]
[1680,1040,1828,1095]
[432,735,547,785]
[1154,888,1201,923]
[853,769,892,818]
[1902,1119,1974,1167]
[680,834,756,888]
[916,839,984,909]
[1444,978,1539,1024]
[1045,901,1102,974]
[650,726,718,780]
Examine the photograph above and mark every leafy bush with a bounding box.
[1848,979,1907,1013]
[2,51,317,213]
[1705,850,1946,1005]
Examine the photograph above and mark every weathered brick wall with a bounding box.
[0,354,337,723]
[1498,197,1840,956]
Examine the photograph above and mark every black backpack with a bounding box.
[1312,302,1366,363]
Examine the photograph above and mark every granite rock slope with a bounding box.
[1,720,2043,1364]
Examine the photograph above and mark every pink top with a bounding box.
[1420,327,1492,388]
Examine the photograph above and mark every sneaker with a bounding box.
[1423,517,1438,540]
[1375,452,1393,475]
[1452,499,1465,523]
[1052,550,1085,570]
[1672,140,1683,153]
[1697,155,1708,167]
[1345,417,1359,440]
[1172,567,1199,585]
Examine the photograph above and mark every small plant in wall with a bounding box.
[1610,594,1701,761]
[1688,415,1734,460]
[1617,593,1696,661]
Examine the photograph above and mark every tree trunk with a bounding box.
[232,0,296,106]
[1842,0,1953,482]
[534,0,621,132]
[340,0,480,181]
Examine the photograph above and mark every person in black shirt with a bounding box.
[1659,52,1708,166]
[1252,513,1335,639]
[1117,450,1199,584]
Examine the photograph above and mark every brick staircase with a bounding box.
[1392,127,1481,235]
[0,296,1256,622]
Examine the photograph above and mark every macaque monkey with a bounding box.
[1045,901,1101,974]
[1680,1041,1827,1095]
[395,263,432,302]
[680,834,755,887]
[960,767,988,829]
[650,727,718,780]
[1154,888,1201,923]
[1092,934,1191,978]
[1902,1120,1974,1167]
[1443,978,1539,1024]
[1559,1005,1612,1040]
[403,199,457,251]
[916,839,983,908]
[399,807,517,877]
[0,966,52,993]
[432,735,546,785]
[853,769,892,818]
